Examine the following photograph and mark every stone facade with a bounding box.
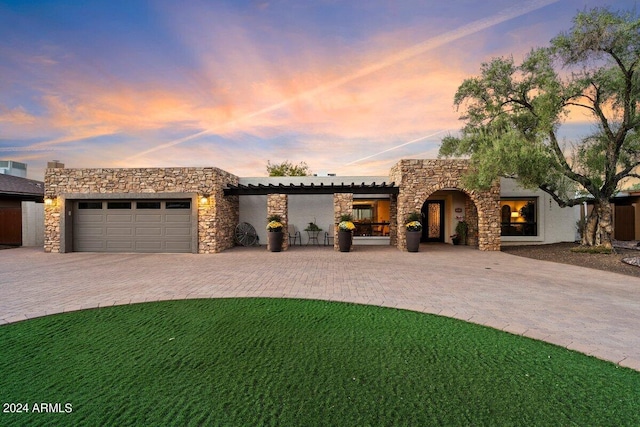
[43,159,504,253]
[44,167,239,253]
[389,159,500,251]
[333,193,353,251]
[267,194,288,251]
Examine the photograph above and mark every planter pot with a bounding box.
[452,237,461,245]
[338,230,352,252]
[406,231,421,252]
[268,231,284,252]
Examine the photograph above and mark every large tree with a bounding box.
[266,160,310,177]
[440,8,640,248]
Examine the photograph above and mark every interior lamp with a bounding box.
[510,211,519,218]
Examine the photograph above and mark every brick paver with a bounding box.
[1,245,639,371]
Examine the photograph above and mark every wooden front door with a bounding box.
[422,200,445,242]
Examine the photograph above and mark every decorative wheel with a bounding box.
[235,222,259,246]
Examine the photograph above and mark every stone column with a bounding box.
[333,193,353,251]
[267,194,288,251]
[464,196,479,247]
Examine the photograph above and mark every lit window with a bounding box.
[500,198,537,236]
[352,198,391,236]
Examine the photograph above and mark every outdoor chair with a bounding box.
[288,224,301,246]
[324,224,335,246]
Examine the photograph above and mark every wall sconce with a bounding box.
[510,211,519,218]
[199,194,210,205]
[44,197,56,206]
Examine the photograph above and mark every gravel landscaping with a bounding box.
[502,241,640,278]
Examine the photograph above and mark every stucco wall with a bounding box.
[500,178,578,245]
[44,167,239,253]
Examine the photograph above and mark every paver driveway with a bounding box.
[1,244,639,370]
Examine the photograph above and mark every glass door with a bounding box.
[421,200,445,242]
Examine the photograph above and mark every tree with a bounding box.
[440,8,640,248]
[266,160,311,176]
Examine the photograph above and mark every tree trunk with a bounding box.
[581,200,613,249]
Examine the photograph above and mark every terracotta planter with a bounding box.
[338,230,352,252]
[406,231,421,252]
[268,231,283,252]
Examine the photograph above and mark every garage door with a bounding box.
[73,200,193,253]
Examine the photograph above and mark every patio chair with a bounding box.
[288,224,301,246]
[324,224,335,246]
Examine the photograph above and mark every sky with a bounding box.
[0,0,637,180]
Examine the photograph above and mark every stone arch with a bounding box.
[389,159,500,251]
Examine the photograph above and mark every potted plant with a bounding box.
[451,220,468,245]
[337,214,355,252]
[266,214,284,252]
[405,212,423,252]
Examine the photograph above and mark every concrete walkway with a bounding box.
[1,244,639,371]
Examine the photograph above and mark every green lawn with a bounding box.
[1,298,638,426]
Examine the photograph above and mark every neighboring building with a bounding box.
[0,160,28,178]
[44,159,578,254]
[0,173,44,246]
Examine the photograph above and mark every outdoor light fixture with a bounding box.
[200,194,210,205]
[44,197,55,206]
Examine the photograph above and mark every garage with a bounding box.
[73,200,193,253]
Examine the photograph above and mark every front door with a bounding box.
[421,200,445,242]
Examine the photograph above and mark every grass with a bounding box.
[1,298,639,426]
[570,245,613,254]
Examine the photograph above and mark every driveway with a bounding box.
[1,244,639,371]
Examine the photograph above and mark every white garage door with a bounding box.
[73,200,193,253]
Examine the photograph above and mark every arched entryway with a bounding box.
[419,190,479,245]
[389,159,500,251]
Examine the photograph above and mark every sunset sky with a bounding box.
[0,0,635,179]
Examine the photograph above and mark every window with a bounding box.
[137,201,161,209]
[352,198,391,236]
[500,198,537,236]
[166,201,191,209]
[107,202,132,209]
[78,202,102,209]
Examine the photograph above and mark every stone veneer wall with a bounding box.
[333,193,353,251]
[267,194,288,251]
[44,167,239,253]
[389,159,500,251]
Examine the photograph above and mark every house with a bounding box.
[43,159,578,253]
[0,173,45,246]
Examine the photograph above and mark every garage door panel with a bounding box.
[165,226,191,236]
[135,241,163,251]
[165,213,191,223]
[135,227,163,236]
[75,240,105,250]
[76,226,105,237]
[106,240,135,250]
[135,214,162,222]
[106,214,133,223]
[74,199,192,253]
[76,213,105,223]
[106,227,134,236]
